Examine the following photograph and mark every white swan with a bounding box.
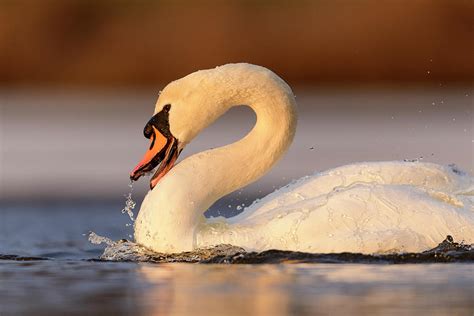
[130,63,474,254]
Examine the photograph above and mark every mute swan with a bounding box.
[130,63,474,254]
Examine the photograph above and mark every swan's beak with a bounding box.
[130,108,181,189]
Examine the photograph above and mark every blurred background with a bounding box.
[0,0,473,207]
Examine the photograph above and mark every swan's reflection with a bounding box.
[138,264,297,316]
[2,262,472,315]
[136,264,474,316]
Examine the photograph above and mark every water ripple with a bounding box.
[2,236,472,263]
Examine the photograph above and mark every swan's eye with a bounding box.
[163,104,171,112]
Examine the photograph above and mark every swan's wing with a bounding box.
[229,182,474,253]
[233,161,472,222]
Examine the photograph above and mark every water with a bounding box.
[1,203,474,315]
[1,261,473,315]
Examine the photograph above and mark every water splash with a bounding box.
[87,231,116,246]
[3,236,473,263]
[121,181,136,222]
[86,235,474,264]
[85,182,137,249]
[95,239,245,263]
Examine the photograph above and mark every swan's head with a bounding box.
[129,103,181,189]
[129,68,225,189]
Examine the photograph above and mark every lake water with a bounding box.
[1,203,473,315]
[2,260,473,315]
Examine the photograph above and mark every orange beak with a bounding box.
[130,127,167,177]
[130,126,180,189]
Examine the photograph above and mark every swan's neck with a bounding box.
[135,67,297,252]
[194,101,296,204]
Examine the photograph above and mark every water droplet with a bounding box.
[87,231,115,246]
[121,181,136,222]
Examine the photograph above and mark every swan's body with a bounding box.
[132,63,474,254]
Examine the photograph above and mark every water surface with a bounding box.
[1,261,473,315]
[1,204,473,315]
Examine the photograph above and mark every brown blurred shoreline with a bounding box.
[1,0,473,87]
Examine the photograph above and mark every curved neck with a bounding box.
[136,65,297,252]
[190,97,297,205]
